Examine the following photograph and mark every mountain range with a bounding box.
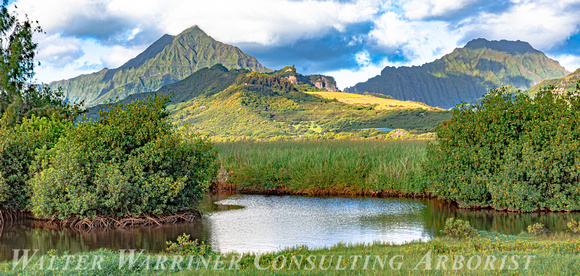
[54,25,579,138]
[345,38,569,108]
[50,26,270,107]
[82,64,448,138]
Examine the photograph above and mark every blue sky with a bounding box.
[10,0,580,89]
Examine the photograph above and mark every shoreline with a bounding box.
[211,183,580,214]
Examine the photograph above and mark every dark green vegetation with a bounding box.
[49,26,270,107]
[82,65,450,139]
[0,0,82,213]
[528,68,580,95]
[3,231,580,275]
[215,140,426,195]
[1,95,217,224]
[0,2,217,222]
[346,38,569,108]
[0,116,73,210]
[424,85,580,212]
[30,96,217,219]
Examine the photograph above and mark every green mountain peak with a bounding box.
[346,38,568,108]
[50,26,271,107]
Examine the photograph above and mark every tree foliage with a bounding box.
[424,84,580,211]
[0,115,73,210]
[30,95,218,219]
[0,1,82,127]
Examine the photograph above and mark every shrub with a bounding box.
[567,219,580,234]
[166,234,213,256]
[424,85,580,211]
[0,115,73,210]
[441,218,478,238]
[29,95,218,219]
[528,223,550,235]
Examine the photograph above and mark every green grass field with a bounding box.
[4,232,580,275]
[215,139,428,196]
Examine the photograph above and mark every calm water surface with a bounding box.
[1,193,579,261]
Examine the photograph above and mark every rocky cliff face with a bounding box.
[276,66,339,92]
[309,75,339,92]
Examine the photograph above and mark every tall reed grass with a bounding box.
[215,139,428,195]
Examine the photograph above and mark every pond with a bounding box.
[1,193,579,261]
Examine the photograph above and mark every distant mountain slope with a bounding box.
[82,65,450,137]
[50,26,270,107]
[345,38,569,108]
[527,68,580,95]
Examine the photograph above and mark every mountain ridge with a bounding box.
[345,38,569,108]
[81,65,449,138]
[527,68,580,95]
[50,25,270,107]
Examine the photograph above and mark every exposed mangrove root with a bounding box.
[38,210,202,231]
[0,209,31,224]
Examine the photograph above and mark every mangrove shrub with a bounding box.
[0,115,73,210]
[424,85,580,211]
[30,95,218,219]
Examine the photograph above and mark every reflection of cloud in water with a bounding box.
[204,195,432,253]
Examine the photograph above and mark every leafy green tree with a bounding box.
[30,95,218,219]
[424,84,580,211]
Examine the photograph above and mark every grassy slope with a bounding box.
[82,67,450,139]
[527,68,580,95]
[306,91,444,111]
[168,71,451,138]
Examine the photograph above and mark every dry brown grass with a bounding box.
[306,91,444,111]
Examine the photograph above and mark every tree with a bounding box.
[0,1,81,127]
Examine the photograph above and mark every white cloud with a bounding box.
[36,34,84,67]
[368,12,414,48]
[14,0,383,45]
[461,0,580,50]
[368,11,461,65]
[355,50,371,66]
[402,0,477,20]
[10,0,580,88]
[548,54,580,72]
[100,46,143,68]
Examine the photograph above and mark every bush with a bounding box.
[0,115,73,210]
[441,217,478,238]
[424,85,580,211]
[528,223,550,235]
[29,95,218,219]
[567,219,580,234]
[166,234,213,256]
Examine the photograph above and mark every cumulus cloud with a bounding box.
[549,54,580,72]
[460,0,580,50]
[36,33,84,67]
[100,45,143,68]
[9,0,580,87]
[402,0,479,20]
[367,11,461,65]
[14,0,382,46]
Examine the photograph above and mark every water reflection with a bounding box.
[1,193,580,261]
[203,194,431,253]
